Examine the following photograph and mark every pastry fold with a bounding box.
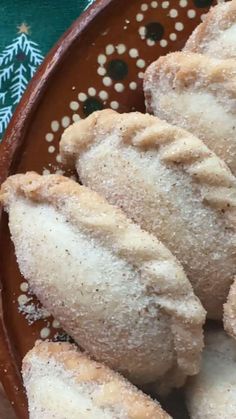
[186,329,236,419]
[144,52,236,176]
[60,110,236,319]
[184,0,236,59]
[0,172,205,391]
[22,341,171,419]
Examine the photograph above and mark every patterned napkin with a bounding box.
[0,0,94,141]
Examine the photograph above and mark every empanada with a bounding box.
[22,341,171,419]
[144,52,236,175]
[184,0,236,60]
[0,172,205,392]
[60,109,236,319]
[186,329,236,419]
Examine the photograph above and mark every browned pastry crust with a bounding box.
[60,109,236,319]
[23,341,171,419]
[144,52,236,176]
[184,0,236,59]
[1,172,205,392]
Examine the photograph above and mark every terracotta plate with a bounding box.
[0,0,221,417]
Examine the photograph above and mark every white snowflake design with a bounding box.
[85,0,96,10]
[0,26,44,140]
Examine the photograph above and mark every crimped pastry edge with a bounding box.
[22,341,170,419]
[60,110,236,219]
[184,1,236,54]
[1,172,206,388]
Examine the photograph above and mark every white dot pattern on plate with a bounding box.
[151,1,158,8]
[175,22,184,31]
[129,48,139,58]
[115,83,125,93]
[147,39,155,46]
[136,58,146,69]
[97,54,107,64]
[106,44,115,55]
[169,9,178,18]
[99,90,109,100]
[129,81,137,90]
[40,327,50,339]
[117,44,126,54]
[110,101,119,110]
[103,76,112,86]
[188,9,196,19]
[18,294,29,306]
[136,13,144,22]
[72,113,81,122]
[61,116,70,128]
[69,101,79,111]
[45,133,54,142]
[56,154,62,163]
[160,39,168,47]
[51,120,59,132]
[88,87,96,96]
[162,1,169,9]
[141,3,148,11]
[97,66,106,76]
[139,26,145,38]
[78,92,87,102]
[48,145,55,153]
[20,282,29,293]
[169,33,177,41]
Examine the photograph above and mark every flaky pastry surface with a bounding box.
[184,0,236,59]
[144,52,236,176]
[22,341,171,419]
[60,110,236,319]
[1,172,205,392]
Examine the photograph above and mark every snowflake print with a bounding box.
[0,23,44,140]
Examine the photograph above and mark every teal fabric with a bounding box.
[0,0,94,139]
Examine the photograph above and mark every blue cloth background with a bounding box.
[0,0,95,139]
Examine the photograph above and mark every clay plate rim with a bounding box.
[0,1,115,417]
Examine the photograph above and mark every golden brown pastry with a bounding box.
[0,172,205,392]
[22,341,171,419]
[186,329,236,419]
[60,109,236,320]
[184,0,236,59]
[144,52,236,175]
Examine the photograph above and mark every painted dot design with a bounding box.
[107,59,129,81]
[193,0,213,8]
[83,98,104,117]
[145,22,165,42]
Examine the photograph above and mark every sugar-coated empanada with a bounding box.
[186,329,236,419]
[144,52,236,175]
[184,0,236,59]
[0,172,205,392]
[60,110,236,320]
[22,341,171,419]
